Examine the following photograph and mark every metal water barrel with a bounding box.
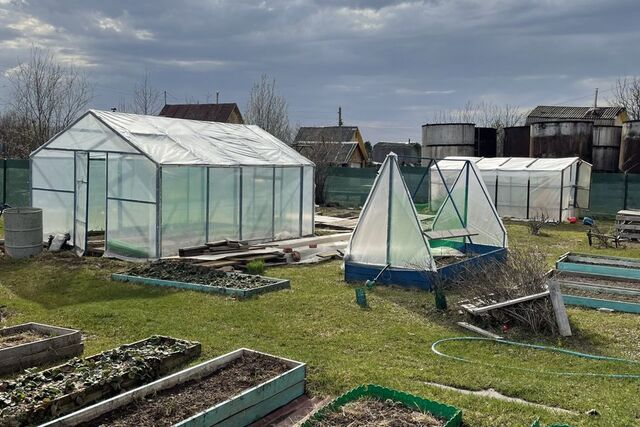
[530,121,593,162]
[620,121,640,173]
[474,127,497,157]
[4,207,43,259]
[503,126,530,157]
[422,123,475,165]
[592,125,622,172]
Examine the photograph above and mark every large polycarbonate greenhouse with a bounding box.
[30,110,315,259]
[431,156,592,222]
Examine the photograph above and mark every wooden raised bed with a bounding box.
[0,322,83,375]
[111,272,290,298]
[0,336,201,426]
[553,255,640,314]
[43,348,306,427]
[556,252,640,280]
[302,384,462,427]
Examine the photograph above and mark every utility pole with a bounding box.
[164,90,167,106]
[338,106,343,126]
[594,88,599,108]
[216,91,219,104]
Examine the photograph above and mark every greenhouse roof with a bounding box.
[437,156,585,172]
[40,110,313,167]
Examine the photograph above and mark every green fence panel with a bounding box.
[2,159,30,207]
[588,173,626,217]
[628,174,640,210]
[323,166,429,208]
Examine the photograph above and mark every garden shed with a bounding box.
[30,110,314,259]
[431,156,591,222]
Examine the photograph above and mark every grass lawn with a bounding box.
[1,220,640,426]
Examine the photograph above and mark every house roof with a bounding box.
[294,141,358,164]
[159,103,243,123]
[38,110,313,166]
[294,126,359,143]
[372,142,421,163]
[526,105,625,125]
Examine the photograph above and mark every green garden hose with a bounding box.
[431,336,640,379]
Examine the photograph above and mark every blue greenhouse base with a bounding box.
[345,244,507,290]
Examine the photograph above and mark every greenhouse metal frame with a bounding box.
[345,153,507,289]
[431,156,592,222]
[30,110,315,259]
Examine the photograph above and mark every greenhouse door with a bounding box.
[74,151,89,256]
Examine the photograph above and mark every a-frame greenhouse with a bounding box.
[344,153,507,289]
[30,110,315,259]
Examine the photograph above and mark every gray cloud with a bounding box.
[0,0,638,142]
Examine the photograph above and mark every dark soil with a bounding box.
[0,330,50,349]
[126,260,273,290]
[310,398,445,426]
[557,272,640,291]
[563,287,640,304]
[88,352,290,427]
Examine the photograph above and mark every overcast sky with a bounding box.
[1,0,638,143]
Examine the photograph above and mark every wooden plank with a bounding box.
[617,210,640,216]
[179,368,305,426]
[186,248,282,262]
[547,280,572,337]
[464,291,550,314]
[563,295,640,314]
[268,233,351,249]
[615,224,640,231]
[456,322,503,339]
[564,254,640,268]
[424,228,478,240]
[203,382,306,427]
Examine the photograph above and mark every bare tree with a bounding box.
[431,101,526,128]
[0,110,32,159]
[245,74,292,143]
[132,70,162,115]
[292,141,336,204]
[6,47,93,153]
[612,77,640,120]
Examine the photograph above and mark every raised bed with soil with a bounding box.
[0,322,83,376]
[44,348,306,427]
[302,384,462,427]
[556,252,640,280]
[113,260,290,298]
[0,335,200,426]
[551,270,640,313]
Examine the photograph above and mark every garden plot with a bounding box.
[303,384,462,427]
[44,348,306,427]
[113,260,290,298]
[307,398,446,426]
[0,336,200,426]
[0,322,83,375]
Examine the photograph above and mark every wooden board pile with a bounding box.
[616,210,640,240]
[178,240,286,270]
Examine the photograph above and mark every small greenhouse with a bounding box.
[431,157,592,222]
[30,110,315,259]
[344,153,507,289]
